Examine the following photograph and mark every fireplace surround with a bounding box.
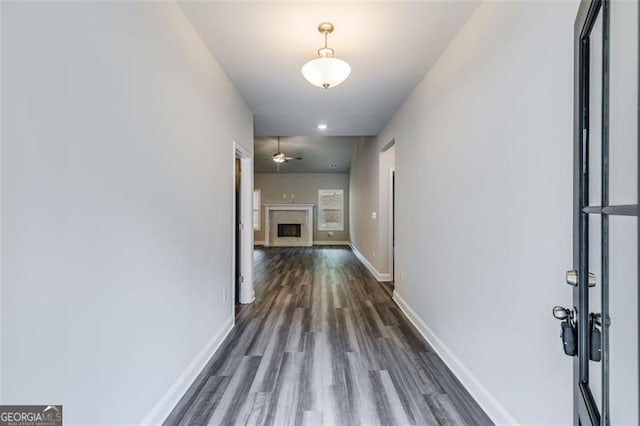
[263,204,314,247]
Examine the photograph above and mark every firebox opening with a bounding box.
[278,223,302,238]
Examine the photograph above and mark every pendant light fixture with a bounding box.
[301,23,351,89]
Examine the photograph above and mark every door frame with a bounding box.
[379,138,395,282]
[232,141,254,308]
[573,0,640,424]
[573,2,604,423]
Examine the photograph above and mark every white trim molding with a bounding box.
[140,317,234,425]
[350,244,392,282]
[313,241,351,246]
[256,240,349,247]
[392,291,518,425]
[233,141,255,305]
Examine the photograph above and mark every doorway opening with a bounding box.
[379,139,395,296]
[390,167,395,286]
[234,156,241,307]
[232,142,255,319]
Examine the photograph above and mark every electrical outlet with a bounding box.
[223,289,228,302]
[328,231,334,237]
[371,212,377,219]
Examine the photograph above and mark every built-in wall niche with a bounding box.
[278,223,302,238]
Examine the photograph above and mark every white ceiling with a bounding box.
[179,1,479,137]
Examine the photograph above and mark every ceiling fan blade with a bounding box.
[271,137,302,162]
[272,152,287,163]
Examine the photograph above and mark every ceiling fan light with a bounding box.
[302,57,351,89]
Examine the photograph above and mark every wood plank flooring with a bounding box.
[164,246,493,426]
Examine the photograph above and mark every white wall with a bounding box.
[349,137,381,269]
[375,1,580,423]
[1,2,252,424]
[349,136,395,280]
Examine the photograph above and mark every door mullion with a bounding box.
[583,204,640,215]
[579,34,591,386]
[600,0,611,424]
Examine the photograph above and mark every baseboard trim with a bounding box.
[140,316,234,425]
[313,241,351,246]
[349,244,392,282]
[255,241,351,247]
[392,291,517,425]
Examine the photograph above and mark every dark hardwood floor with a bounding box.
[164,246,492,426]
[380,280,394,298]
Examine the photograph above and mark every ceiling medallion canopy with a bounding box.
[301,23,351,89]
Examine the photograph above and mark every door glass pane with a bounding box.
[588,213,603,408]
[587,6,604,411]
[589,9,603,206]
[609,0,638,205]
[609,216,638,425]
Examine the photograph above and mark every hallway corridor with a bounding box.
[165,247,492,425]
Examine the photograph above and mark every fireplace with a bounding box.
[264,204,314,247]
[278,223,301,238]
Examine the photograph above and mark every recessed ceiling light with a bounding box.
[318,123,328,130]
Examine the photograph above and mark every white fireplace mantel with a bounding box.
[264,204,315,247]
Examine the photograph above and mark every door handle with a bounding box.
[553,306,577,357]
[565,270,596,287]
[553,305,571,320]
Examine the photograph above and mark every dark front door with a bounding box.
[562,1,639,424]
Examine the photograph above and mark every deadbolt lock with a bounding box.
[566,270,596,287]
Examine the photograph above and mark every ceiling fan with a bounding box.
[271,136,302,166]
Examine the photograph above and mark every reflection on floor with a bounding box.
[165,246,493,426]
